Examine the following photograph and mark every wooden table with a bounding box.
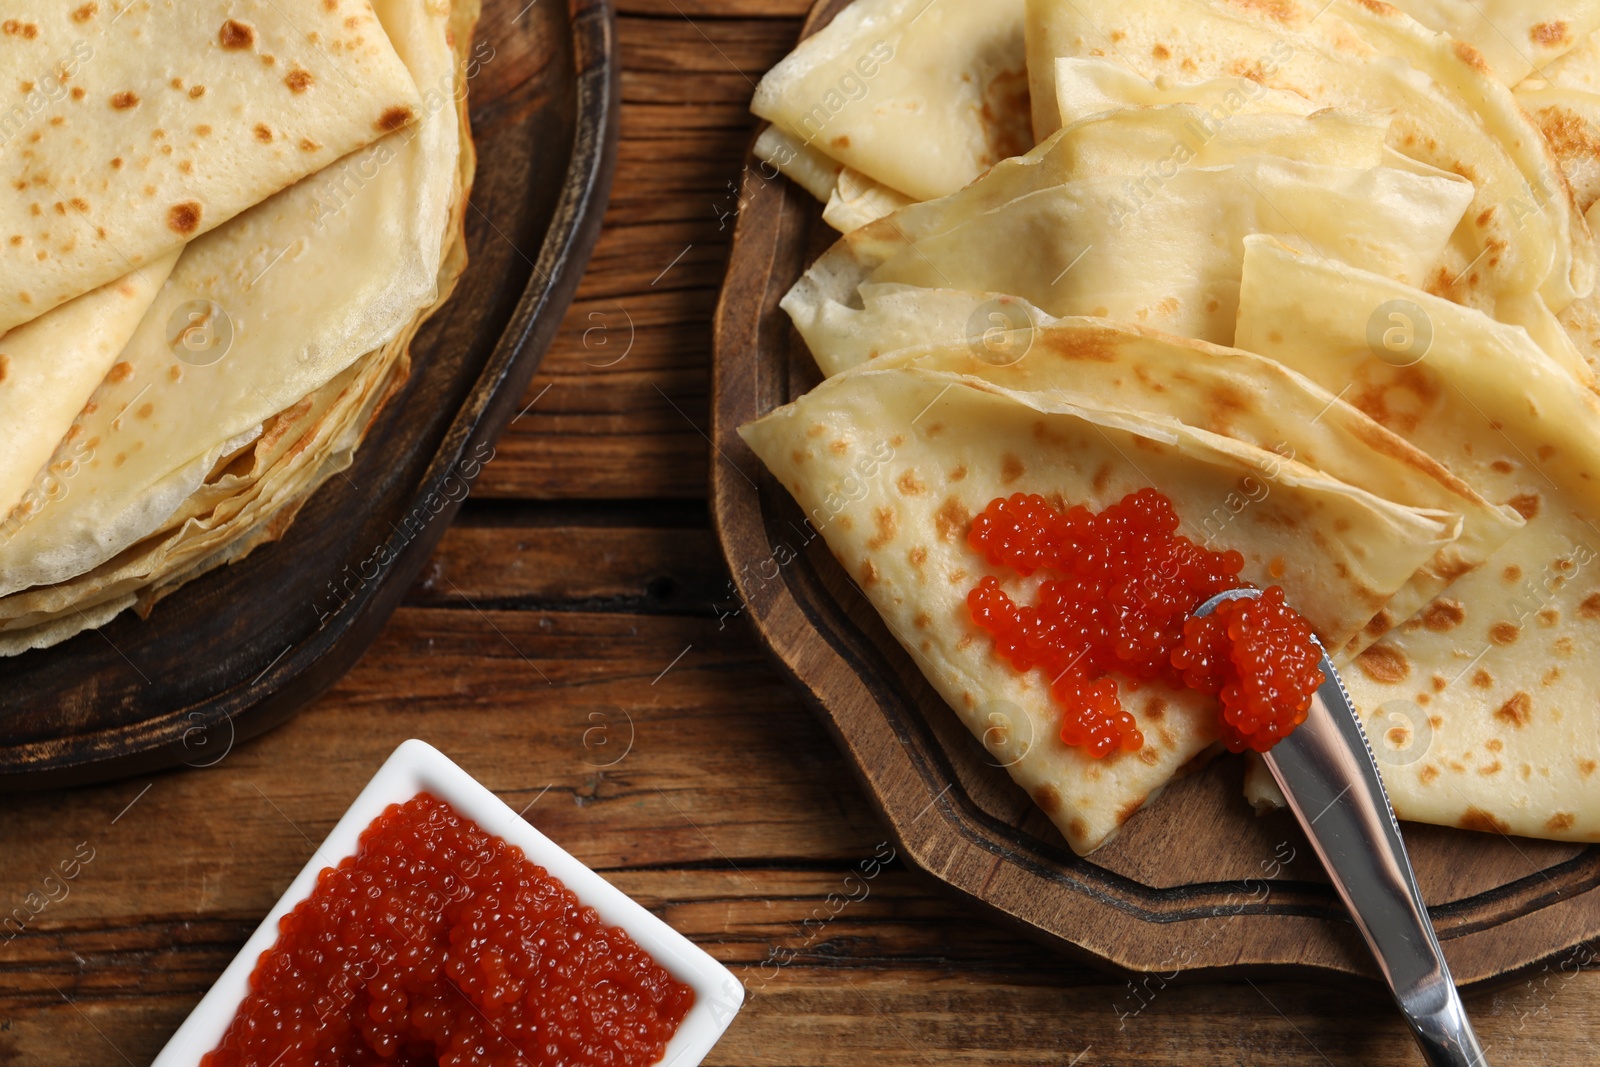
[1,4,1596,1064]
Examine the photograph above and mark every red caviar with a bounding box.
[967,490,1323,757]
[203,793,694,1067]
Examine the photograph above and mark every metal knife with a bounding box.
[1199,589,1488,1067]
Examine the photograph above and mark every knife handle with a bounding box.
[1263,654,1489,1067]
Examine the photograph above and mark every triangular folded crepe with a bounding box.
[0,0,424,334]
[866,318,1522,654]
[0,0,465,608]
[1025,0,1597,375]
[1236,236,1600,843]
[0,251,178,525]
[782,106,1472,370]
[751,0,1032,205]
[741,359,1464,852]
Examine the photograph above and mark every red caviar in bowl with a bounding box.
[967,490,1324,758]
[203,793,694,1067]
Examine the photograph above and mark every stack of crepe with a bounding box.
[0,0,478,654]
[743,0,1600,854]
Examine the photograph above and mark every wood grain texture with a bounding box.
[4,0,1600,1064]
[706,0,1600,998]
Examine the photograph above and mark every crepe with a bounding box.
[1236,236,1600,843]
[782,105,1472,371]
[0,251,177,526]
[0,0,424,334]
[865,317,1522,654]
[741,362,1465,853]
[1025,0,1597,377]
[0,0,470,641]
[1383,1,1600,84]
[751,0,1032,206]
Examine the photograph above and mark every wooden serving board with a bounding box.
[709,0,1600,987]
[0,0,619,789]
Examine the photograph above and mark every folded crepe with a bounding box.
[1236,236,1600,843]
[0,0,474,650]
[0,251,177,525]
[865,317,1522,654]
[782,105,1472,371]
[751,0,1033,220]
[0,0,424,334]
[1025,0,1597,377]
[741,361,1466,853]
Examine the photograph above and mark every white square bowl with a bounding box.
[152,739,745,1066]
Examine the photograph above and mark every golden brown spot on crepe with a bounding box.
[1090,461,1114,494]
[1152,43,1171,59]
[1116,799,1143,826]
[828,439,848,456]
[1495,692,1532,728]
[1489,621,1520,646]
[1502,564,1522,583]
[1364,610,1393,637]
[1484,739,1504,754]
[286,68,314,93]
[110,91,139,110]
[190,85,207,99]
[1556,637,1576,656]
[1490,460,1513,474]
[1000,454,1025,485]
[1479,761,1502,776]
[1539,608,1560,628]
[253,123,273,143]
[1582,759,1599,778]
[1420,765,1439,784]
[896,471,924,496]
[107,361,134,383]
[68,197,87,213]
[1042,326,1119,363]
[1508,493,1540,520]
[220,19,256,49]
[377,106,414,132]
[70,87,84,100]
[2,20,38,38]
[935,498,970,543]
[1543,666,1562,687]
[1415,693,1431,706]
[167,201,201,234]
[908,545,927,571]
[48,116,63,127]
[869,507,897,549]
[1420,599,1464,631]
[956,633,973,650]
[1355,643,1409,684]
[179,160,193,174]
[1429,674,1447,693]
[950,465,967,482]
[1531,21,1570,46]
[1032,785,1062,814]
[1580,593,1600,619]
[1547,812,1577,833]
[72,3,98,21]
[912,612,930,630]
[837,515,852,531]
[1459,807,1509,834]
[1228,0,1298,25]
[132,402,153,420]
[301,137,322,151]
[1267,556,1286,579]
[859,560,878,587]
[168,364,182,382]
[1470,669,1493,689]
[1067,817,1089,842]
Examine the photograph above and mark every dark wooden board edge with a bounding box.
[706,0,1600,987]
[0,0,620,791]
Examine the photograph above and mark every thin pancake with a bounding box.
[0,0,423,333]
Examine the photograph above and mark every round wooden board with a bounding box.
[0,0,619,790]
[709,0,1600,988]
